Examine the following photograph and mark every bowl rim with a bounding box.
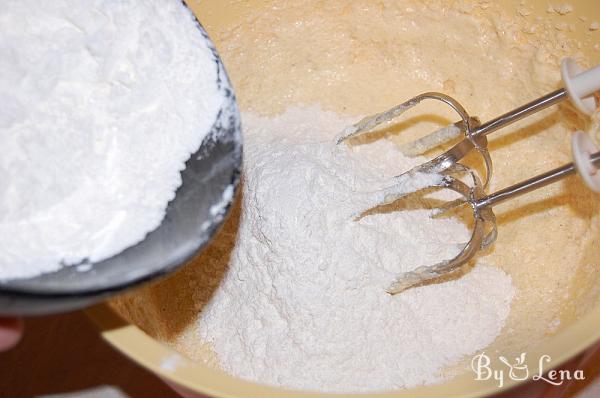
[85,302,600,398]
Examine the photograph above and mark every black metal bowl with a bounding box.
[0,13,242,316]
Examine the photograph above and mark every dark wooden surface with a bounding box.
[0,311,179,398]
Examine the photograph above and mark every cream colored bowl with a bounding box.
[88,1,600,397]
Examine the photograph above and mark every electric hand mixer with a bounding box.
[338,58,600,294]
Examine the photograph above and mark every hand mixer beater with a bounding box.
[338,58,600,294]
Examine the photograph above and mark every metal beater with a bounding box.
[338,58,600,294]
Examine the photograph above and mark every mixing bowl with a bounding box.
[88,0,600,397]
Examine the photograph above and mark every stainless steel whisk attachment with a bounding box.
[338,58,600,294]
[386,145,600,294]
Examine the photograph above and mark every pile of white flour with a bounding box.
[196,107,515,392]
[0,0,222,279]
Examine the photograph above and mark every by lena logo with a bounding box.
[471,352,585,388]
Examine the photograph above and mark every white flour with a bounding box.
[0,0,222,279]
[197,107,515,392]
